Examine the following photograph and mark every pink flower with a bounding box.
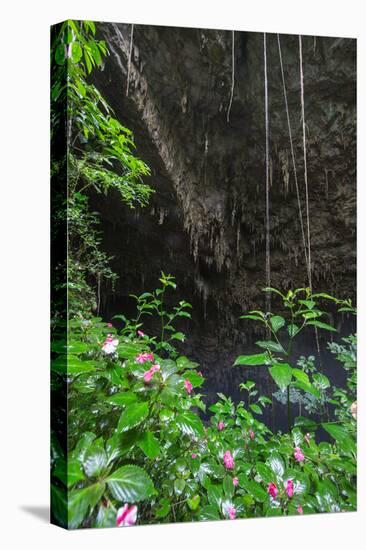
[249,429,255,440]
[107,323,113,328]
[228,506,236,520]
[294,447,305,462]
[233,477,239,487]
[297,505,303,514]
[135,352,154,364]
[191,453,197,459]
[137,330,145,337]
[285,479,294,498]
[217,421,225,431]
[102,336,119,354]
[184,379,193,394]
[268,482,278,499]
[143,363,160,383]
[116,504,137,527]
[223,450,235,470]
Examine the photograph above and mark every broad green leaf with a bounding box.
[262,287,286,299]
[239,314,264,321]
[176,356,198,369]
[72,432,96,462]
[171,332,185,342]
[256,340,286,354]
[51,341,89,354]
[137,431,161,459]
[288,324,300,337]
[155,498,171,518]
[117,343,143,360]
[95,505,116,528]
[84,438,108,478]
[292,368,310,385]
[270,315,285,333]
[117,402,149,433]
[292,428,304,447]
[199,505,221,521]
[174,478,186,495]
[311,293,338,302]
[307,320,338,332]
[107,465,156,502]
[233,353,269,366]
[160,374,182,406]
[68,483,105,528]
[256,463,274,484]
[238,476,267,502]
[299,299,316,309]
[322,423,356,454]
[267,453,285,478]
[106,392,137,407]
[250,403,262,415]
[51,355,96,375]
[55,43,65,65]
[187,495,200,511]
[160,359,179,380]
[269,363,292,391]
[68,459,85,488]
[207,484,223,508]
[176,411,204,437]
[313,373,330,389]
[184,370,205,388]
[70,41,83,63]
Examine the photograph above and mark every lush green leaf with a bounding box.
[107,465,156,502]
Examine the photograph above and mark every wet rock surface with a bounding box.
[90,23,356,406]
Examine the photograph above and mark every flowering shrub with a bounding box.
[51,278,356,528]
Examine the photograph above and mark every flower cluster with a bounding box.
[143,364,161,383]
[223,450,235,470]
[268,482,278,499]
[285,479,294,498]
[102,334,119,354]
[184,379,193,394]
[135,352,154,364]
[294,447,305,462]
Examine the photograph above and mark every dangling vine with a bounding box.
[226,30,235,122]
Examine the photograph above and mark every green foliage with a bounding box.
[236,286,356,431]
[51,20,154,315]
[51,279,356,527]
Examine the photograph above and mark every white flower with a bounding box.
[102,336,119,354]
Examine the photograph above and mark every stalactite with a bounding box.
[126,24,134,96]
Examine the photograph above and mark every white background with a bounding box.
[0,0,364,548]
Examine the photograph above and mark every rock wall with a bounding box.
[90,23,356,401]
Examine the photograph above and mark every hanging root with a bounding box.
[126,23,134,97]
[299,35,313,290]
[264,32,271,314]
[277,34,310,285]
[226,30,235,122]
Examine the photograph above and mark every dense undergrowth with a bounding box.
[50,21,357,528]
[51,275,357,528]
